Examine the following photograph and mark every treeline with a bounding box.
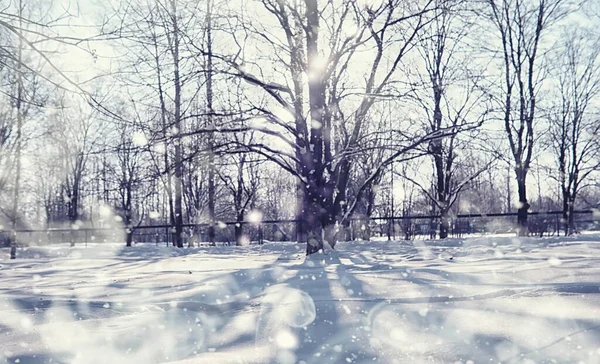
[0,0,599,255]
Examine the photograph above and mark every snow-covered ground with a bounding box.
[1,235,600,364]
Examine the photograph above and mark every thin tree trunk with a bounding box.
[10,0,24,259]
[206,0,216,246]
[171,0,184,248]
[69,178,79,247]
[125,187,133,247]
[567,198,575,235]
[561,191,569,236]
[125,208,134,246]
[516,172,529,236]
[506,165,512,213]
[152,23,176,243]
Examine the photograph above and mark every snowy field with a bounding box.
[1,235,600,364]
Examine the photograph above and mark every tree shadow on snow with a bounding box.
[2,240,600,364]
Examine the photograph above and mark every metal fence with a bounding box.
[1,210,599,247]
[366,210,600,240]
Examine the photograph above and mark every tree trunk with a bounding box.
[206,0,216,247]
[323,222,339,247]
[235,215,244,246]
[153,31,175,245]
[174,141,183,248]
[305,228,323,255]
[296,182,307,243]
[9,232,17,260]
[516,175,529,236]
[568,201,575,235]
[439,208,450,239]
[341,219,351,242]
[356,216,370,241]
[125,207,133,247]
[404,219,412,240]
[126,229,134,247]
[561,189,569,236]
[171,0,184,249]
[305,199,324,255]
[303,0,328,256]
[10,4,23,259]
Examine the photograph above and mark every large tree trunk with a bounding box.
[563,191,576,236]
[305,200,324,255]
[439,208,450,239]
[323,222,339,248]
[126,229,134,247]
[304,0,327,255]
[296,183,307,243]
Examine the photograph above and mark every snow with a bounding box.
[1,235,600,363]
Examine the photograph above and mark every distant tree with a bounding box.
[217,134,261,245]
[547,30,600,235]
[408,4,491,238]
[486,0,570,235]
[0,0,49,257]
[47,97,104,230]
[114,123,150,246]
[259,167,296,241]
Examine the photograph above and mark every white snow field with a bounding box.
[1,235,600,364]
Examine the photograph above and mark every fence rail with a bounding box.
[1,210,599,247]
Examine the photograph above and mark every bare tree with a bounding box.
[486,0,570,235]
[218,136,261,245]
[408,4,491,238]
[547,29,600,235]
[346,110,393,240]
[0,0,48,257]
[112,0,213,248]
[47,97,104,231]
[259,166,296,240]
[115,125,150,246]
[216,0,483,254]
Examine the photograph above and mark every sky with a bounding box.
[3,0,600,223]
